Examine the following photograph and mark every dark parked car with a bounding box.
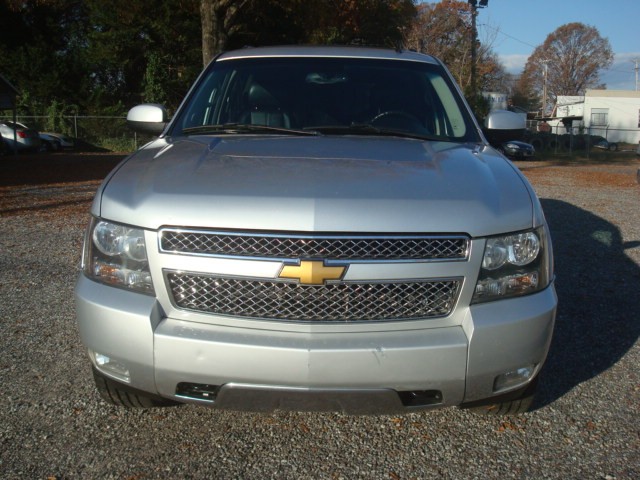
[594,139,618,151]
[40,132,75,151]
[497,140,535,160]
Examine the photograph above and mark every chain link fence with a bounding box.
[0,115,154,153]
[525,120,640,157]
[4,114,639,157]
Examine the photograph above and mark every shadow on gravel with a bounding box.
[535,199,640,408]
[0,153,125,187]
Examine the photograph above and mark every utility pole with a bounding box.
[468,1,488,114]
[541,60,549,117]
[470,2,478,107]
[633,59,639,91]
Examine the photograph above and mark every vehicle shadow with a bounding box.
[534,198,640,408]
[0,153,124,187]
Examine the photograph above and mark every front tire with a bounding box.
[461,376,538,415]
[92,367,179,408]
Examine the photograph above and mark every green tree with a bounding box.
[0,0,91,114]
[143,53,170,105]
[84,0,201,111]
[1,0,201,114]
[2,0,418,116]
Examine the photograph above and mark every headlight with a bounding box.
[472,226,552,303]
[82,218,154,294]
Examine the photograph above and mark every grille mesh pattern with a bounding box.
[167,272,460,322]
[160,230,468,260]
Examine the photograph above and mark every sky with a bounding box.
[420,0,640,90]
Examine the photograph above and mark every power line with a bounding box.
[479,23,538,50]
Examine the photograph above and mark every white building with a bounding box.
[556,96,585,118]
[583,90,640,143]
[551,90,640,144]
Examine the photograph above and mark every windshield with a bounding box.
[173,56,478,142]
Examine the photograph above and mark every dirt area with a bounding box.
[516,157,640,189]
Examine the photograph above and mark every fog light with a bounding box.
[493,364,536,393]
[92,351,131,383]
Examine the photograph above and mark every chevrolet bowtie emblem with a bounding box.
[279,260,347,285]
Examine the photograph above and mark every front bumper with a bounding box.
[76,274,556,413]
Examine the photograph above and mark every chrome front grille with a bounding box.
[160,229,469,261]
[166,272,461,322]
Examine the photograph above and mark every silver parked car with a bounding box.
[0,121,41,152]
[75,46,557,414]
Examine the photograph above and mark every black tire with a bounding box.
[92,366,179,408]
[529,137,544,151]
[608,142,618,152]
[547,139,561,152]
[461,376,538,415]
[42,140,60,152]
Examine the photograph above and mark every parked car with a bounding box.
[497,140,535,160]
[481,111,533,160]
[0,121,41,152]
[39,134,61,152]
[594,139,618,151]
[39,132,75,151]
[76,46,557,415]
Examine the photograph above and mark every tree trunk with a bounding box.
[200,0,215,67]
[201,0,240,67]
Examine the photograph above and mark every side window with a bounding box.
[590,108,609,126]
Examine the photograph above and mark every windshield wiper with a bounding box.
[182,123,319,136]
[304,124,441,141]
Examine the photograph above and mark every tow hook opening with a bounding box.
[397,390,443,407]
[176,382,220,402]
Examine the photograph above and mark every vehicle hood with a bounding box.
[97,135,536,236]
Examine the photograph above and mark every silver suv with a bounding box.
[75,46,556,414]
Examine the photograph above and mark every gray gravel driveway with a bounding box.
[1,154,639,479]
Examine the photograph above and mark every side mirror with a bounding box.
[483,109,526,144]
[126,104,168,135]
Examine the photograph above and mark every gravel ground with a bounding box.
[1,152,639,479]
